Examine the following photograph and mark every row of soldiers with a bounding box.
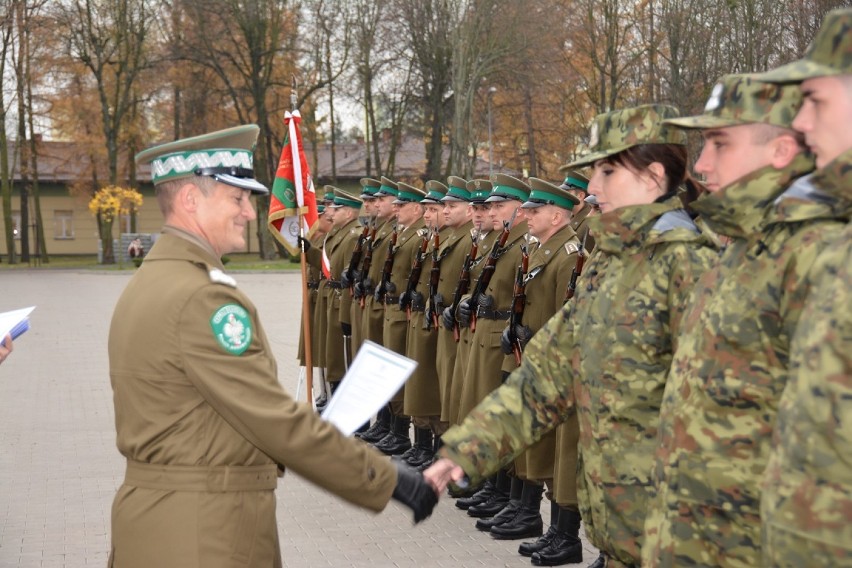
[298,170,597,563]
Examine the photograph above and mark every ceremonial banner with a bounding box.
[268,110,318,255]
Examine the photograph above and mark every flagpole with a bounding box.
[292,78,314,407]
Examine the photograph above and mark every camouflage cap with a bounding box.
[665,74,802,130]
[422,180,448,204]
[466,179,493,204]
[135,124,268,194]
[760,8,852,83]
[359,177,381,199]
[565,104,686,169]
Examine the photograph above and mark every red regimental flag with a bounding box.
[268,110,318,255]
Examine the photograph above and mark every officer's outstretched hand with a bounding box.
[457,299,472,328]
[392,462,439,524]
[441,306,455,331]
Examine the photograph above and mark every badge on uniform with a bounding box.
[210,303,253,355]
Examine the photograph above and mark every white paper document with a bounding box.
[321,340,418,436]
[0,306,35,341]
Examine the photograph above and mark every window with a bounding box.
[11,212,20,240]
[54,210,74,240]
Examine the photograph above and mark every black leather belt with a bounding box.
[327,280,344,289]
[384,295,400,305]
[475,306,511,320]
[410,299,426,312]
[307,282,320,290]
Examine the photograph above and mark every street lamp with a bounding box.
[487,86,497,178]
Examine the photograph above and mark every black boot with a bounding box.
[374,415,412,456]
[490,479,544,539]
[519,499,559,556]
[586,552,607,568]
[468,469,511,518]
[531,506,583,566]
[403,427,434,468]
[456,475,495,510]
[475,476,522,531]
[356,406,391,442]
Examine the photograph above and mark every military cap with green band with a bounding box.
[329,187,363,209]
[559,170,589,192]
[375,176,400,197]
[565,104,687,169]
[422,180,448,204]
[318,204,326,214]
[322,185,336,203]
[486,173,531,203]
[135,124,268,194]
[359,177,381,199]
[664,74,802,130]
[521,178,581,210]
[467,179,493,204]
[393,182,426,204]
[759,8,852,82]
[441,176,472,202]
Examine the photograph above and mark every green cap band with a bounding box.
[527,189,576,209]
[445,185,472,200]
[377,184,399,197]
[334,195,362,208]
[491,184,529,202]
[396,189,424,203]
[563,176,588,190]
[150,149,253,184]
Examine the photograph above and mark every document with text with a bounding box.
[321,340,418,436]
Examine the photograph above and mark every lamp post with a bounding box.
[487,86,496,178]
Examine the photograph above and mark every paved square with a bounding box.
[0,270,599,567]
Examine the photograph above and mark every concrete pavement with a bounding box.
[0,270,599,567]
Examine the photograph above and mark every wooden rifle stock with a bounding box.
[564,229,589,303]
[403,229,430,320]
[508,241,529,365]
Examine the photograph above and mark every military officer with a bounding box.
[108,125,438,568]
[757,9,852,566]
[451,174,530,527]
[401,181,449,469]
[488,179,583,559]
[638,75,848,567]
[424,105,716,568]
[348,178,380,358]
[558,171,595,252]
[372,182,427,456]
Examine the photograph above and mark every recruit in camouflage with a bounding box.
[440,195,715,566]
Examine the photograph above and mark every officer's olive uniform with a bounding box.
[360,220,393,348]
[108,228,396,568]
[435,220,475,423]
[324,218,361,383]
[404,226,453,417]
[297,235,323,366]
[456,221,529,421]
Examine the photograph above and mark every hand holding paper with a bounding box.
[0,306,35,342]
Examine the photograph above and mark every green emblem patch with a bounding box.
[210,304,252,355]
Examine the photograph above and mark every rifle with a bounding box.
[425,227,442,330]
[469,207,518,333]
[358,218,380,308]
[508,234,530,365]
[374,224,399,303]
[564,228,589,303]
[447,229,480,340]
[402,228,431,319]
[345,218,371,297]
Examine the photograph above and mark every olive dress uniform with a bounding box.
[304,229,337,370]
[360,219,393,348]
[323,213,361,384]
[297,234,323,366]
[109,227,397,568]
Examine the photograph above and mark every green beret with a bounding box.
[665,74,802,130]
[135,124,268,194]
[565,104,687,169]
[522,178,581,210]
[760,8,852,83]
[486,173,530,203]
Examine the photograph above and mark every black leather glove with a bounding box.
[297,236,311,252]
[341,322,352,336]
[353,281,365,298]
[392,462,438,524]
[398,291,410,310]
[500,326,514,355]
[441,306,455,331]
[457,298,472,328]
[515,324,533,349]
[340,270,352,289]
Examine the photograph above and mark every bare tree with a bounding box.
[0,0,16,263]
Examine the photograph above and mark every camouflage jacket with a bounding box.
[761,150,852,567]
[440,196,715,565]
[643,154,848,567]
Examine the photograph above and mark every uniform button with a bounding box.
[367,467,376,481]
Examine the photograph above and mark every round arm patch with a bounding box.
[210,303,253,355]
